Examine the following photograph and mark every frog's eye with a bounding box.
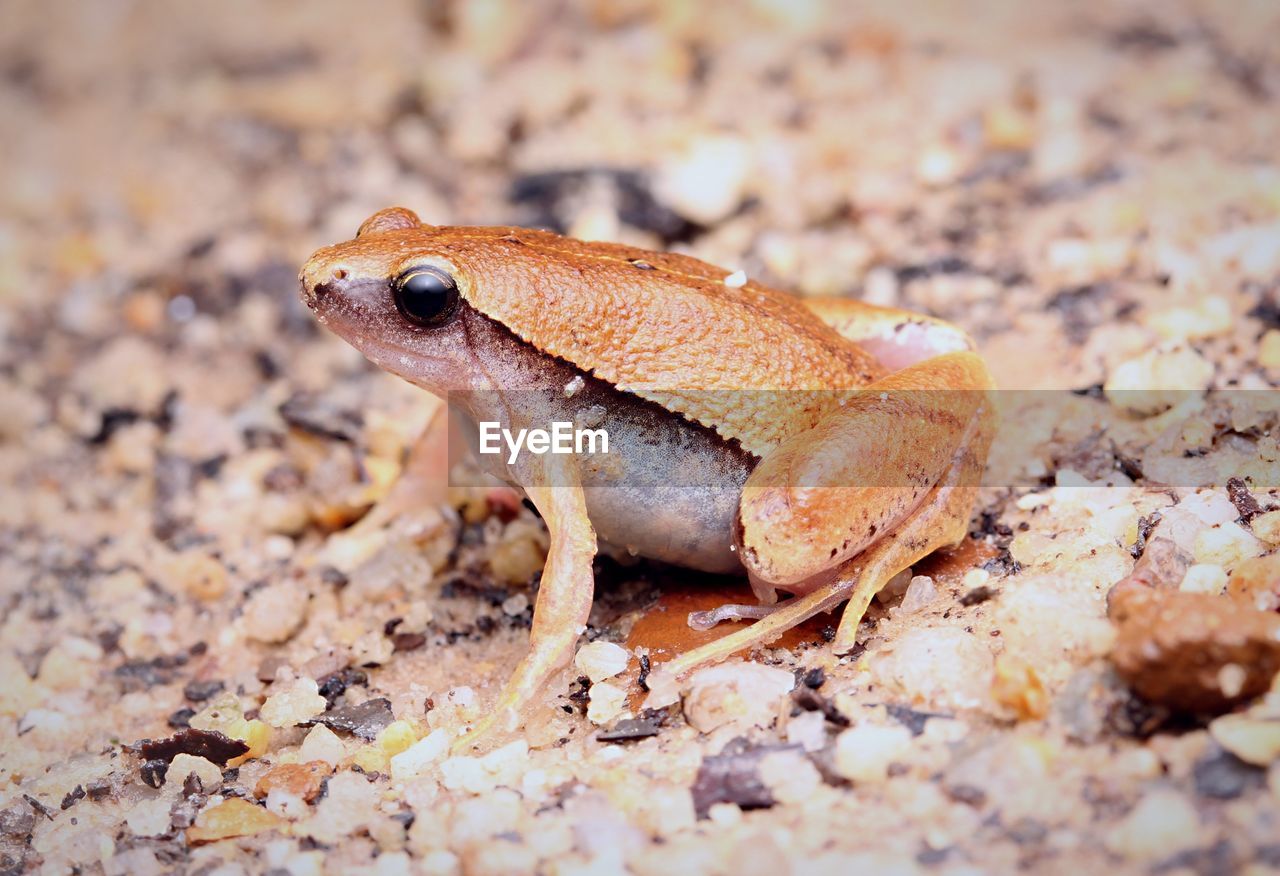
[393,266,459,326]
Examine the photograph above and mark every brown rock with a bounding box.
[1110,586,1280,714]
[254,760,332,803]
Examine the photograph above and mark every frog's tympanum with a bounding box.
[301,207,994,749]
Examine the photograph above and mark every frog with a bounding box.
[300,206,995,749]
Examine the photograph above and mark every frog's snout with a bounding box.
[298,255,350,309]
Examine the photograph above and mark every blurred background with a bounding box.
[4,0,1278,393]
[4,1,1280,872]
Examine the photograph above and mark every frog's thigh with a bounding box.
[738,351,993,588]
[803,297,974,371]
[453,471,597,752]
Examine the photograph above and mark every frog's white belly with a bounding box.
[454,388,755,574]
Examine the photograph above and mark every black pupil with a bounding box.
[395,269,455,324]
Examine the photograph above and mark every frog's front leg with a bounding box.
[452,458,597,752]
[645,351,993,702]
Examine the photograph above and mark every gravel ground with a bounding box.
[3,1,1280,874]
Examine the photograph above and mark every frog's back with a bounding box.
[416,225,881,455]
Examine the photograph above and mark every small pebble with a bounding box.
[489,522,547,585]
[587,681,627,726]
[574,641,630,683]
[1209,714,1280,766]
[758,750,822,805]
[298,771,380,843]
[682,661,794,734]
[1146,296,1233,341]
[160,552,229,603]
[1227,554,1280,611]
[125,798,172,838]
[1103,344,1214,415]
[1104,790,1201,859]
[1192,523,1263,567]
[991,654,1049,720]
[260,677,327,728]
[1179,563,1227,595]
[654,135,751,224]
[168,754,223,792]
[916,143,962,187]
[898,575,938,613]
[390,728,452,781]
[298,724,346,768]
[834,723,912,783]
[243,581,309,644]
[1250,508,1280,546]
[255,761,332,803]
[1258,330,1280,371]
[187,798,284,844]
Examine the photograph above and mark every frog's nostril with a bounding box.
[332,267,349,281]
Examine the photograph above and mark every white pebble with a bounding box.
[1105,790,1201,859]
[1210,714,1280,766]
[1103,344,1214,415]
[654,136,751,225]
[682,661,794,733]
[390,728,453,781]
[898,575,938,613]
[168,754,223,792]
[242,581,309,644]
[1193,523,1263,566]
[834,723,913,783]
[501,593,529,616]
[574,640,630,683]
[260,677,327,728]
[587,680,627,726]
[1178,563,1227,595]
[298,724,346,768]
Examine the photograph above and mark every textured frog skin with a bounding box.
[305,218,883,455]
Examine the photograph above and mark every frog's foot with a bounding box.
[688,601,782,631]
[645,462,983,707]
[451,479,596,754]
[644,571,856,706]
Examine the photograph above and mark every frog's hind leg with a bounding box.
[644,417,988,704]
[644,352,994,703]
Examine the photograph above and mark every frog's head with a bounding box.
[300,207,485,394]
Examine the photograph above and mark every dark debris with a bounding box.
[1192,747,1265,800]
[137,727,249,767]
[597,710,668,743]
[305,697,394,741]
[691,738,797,818]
